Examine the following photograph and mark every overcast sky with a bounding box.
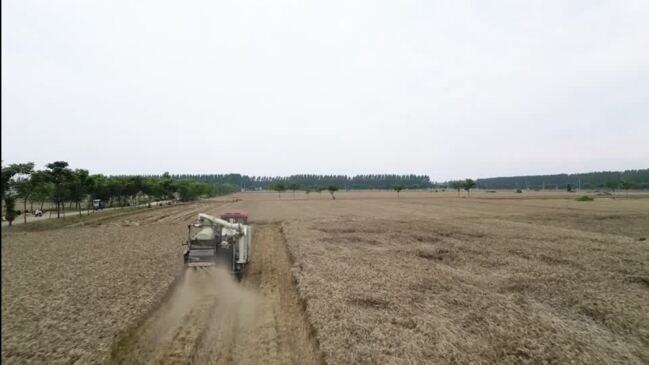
[2,0,648,180]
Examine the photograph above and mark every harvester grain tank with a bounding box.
[183,210,252,278]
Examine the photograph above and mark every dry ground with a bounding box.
[238,191,649,364]
[109,224,320,365]
[1,199,240,363]
[2,190,648,364]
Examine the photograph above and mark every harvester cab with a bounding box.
[183,210,252,278]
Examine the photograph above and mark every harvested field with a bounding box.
[2,225,184,363]
[109,224,320,364]
[2,191,649,364]
[283,218,649,363]
[1,199,235,363]
[242,191,649,364]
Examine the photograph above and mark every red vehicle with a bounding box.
[220,209,249,224]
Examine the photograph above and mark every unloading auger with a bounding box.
[183,210,251,279]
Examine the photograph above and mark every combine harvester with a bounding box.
[183,210,252,279]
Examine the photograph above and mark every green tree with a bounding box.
[2,162,34,196]
[393,185,405,200]
[159,177,176,201]
[15,169,43,223]
[107,177,127,207]
[80,173,97,214]
[463,179,476,197]
[605,180,619,198]
[304,187,312,199]
[4,196,17,226]
[174,180,201,201]
[124,176,143,206]
[619,180,631,198]
[43,161,73,218]
[32,179,54,212]
[315,186,325,199]
[288,182,301,199]
[88,174,111,209]
[271,181,286,200]
[450,181,462,197]
[68,169,91,216]
[327,185,338,200]
[2,162,35,225]
[141,178,160,203]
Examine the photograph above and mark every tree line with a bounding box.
[475,169,649,190]
[267,180,480,200]
[133,170,649,191]
[1,162,239,226]
[145,174,433,190]
[268,182,340,200]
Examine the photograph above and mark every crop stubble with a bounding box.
[2,191,649,364]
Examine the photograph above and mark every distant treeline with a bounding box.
[129,170,649,190]
[129,174,433,190]
[475,169,649,190]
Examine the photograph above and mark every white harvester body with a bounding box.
[184,211,252,277]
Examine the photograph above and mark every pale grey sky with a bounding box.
[2,0,648,180]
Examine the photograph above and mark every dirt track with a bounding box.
[109,224,321,365]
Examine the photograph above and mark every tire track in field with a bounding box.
[108,224,322,365]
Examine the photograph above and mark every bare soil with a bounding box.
[109,224,320,365]
[1,199,238,363]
